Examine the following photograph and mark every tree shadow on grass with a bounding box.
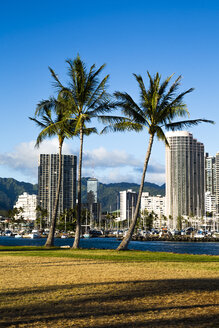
[1,278,219,327]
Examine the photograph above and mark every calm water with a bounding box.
[0,237,219,255]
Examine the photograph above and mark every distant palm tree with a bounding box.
[29,97,75,247]
[104,72,214,250]
[48,55,114,248]
[36,205,48,229]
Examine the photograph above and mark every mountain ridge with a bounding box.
[0,177,165,213]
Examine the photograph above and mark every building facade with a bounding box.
[14,192,37,220]
[165,131,205,228]
[120,189,138,226]
[205,154,216,194]
[38,154,77,222]
[141,192,165,218]
[205,191,216,215]
[205,153,216,217]
[216,152,219,219]
[86,177,101,228]
[87,178,98,203]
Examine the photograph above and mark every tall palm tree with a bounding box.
[103,72,214,251]
[48,55,114,248]
[29,97,75,247]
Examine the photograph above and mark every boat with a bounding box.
[83,233,90,238]
[28,232,41,239]
[14,234,23,238]
[61,234,68,239]
[5,230,13,237]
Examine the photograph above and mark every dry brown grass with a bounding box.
[0,255,219,327]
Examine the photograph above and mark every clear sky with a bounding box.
[0,0,218,185]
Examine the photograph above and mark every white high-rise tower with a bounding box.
[165,131,205,228]
[120,189,137,227]
[216,152,219,219]
[205,154,216,194]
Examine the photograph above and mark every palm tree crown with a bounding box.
[49,55,112,131]
[105,72,212,141]
[30,97,77,147]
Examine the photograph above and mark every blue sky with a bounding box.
[0,0,218,185]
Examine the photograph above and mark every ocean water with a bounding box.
[0,237,219,255]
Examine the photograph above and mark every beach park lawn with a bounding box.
[0,247,218,327]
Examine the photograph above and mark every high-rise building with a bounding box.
[165,131,205,227]
[87,178,98,203]
[205,153,216,194]
[86,178,101,228]
[120,189,138,226]
[38,154,77,222]
[14,192,37,220]
[216,152,219,218]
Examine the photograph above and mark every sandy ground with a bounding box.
[0,255,218,327]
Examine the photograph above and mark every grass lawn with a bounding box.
[0,247,218,327]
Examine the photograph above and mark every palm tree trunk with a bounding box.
[72,127,83,248]
[117,134,154,251]
[45,141,63,247]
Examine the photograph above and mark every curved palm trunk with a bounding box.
[72,127,83,249]
[117,134,154,251]
[45,140,63,247]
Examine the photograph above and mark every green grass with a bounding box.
[0,246,218,263]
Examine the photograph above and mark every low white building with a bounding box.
[205,191,216,216]
[14,192,37,220]
[141,192,165,218]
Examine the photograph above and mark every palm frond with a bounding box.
[97,115,130,124]
[88,99,117,116]
[158,73,174,98]
[158,75,183,110]
[165,119,215,131]
[86,75,110,110]
[35,97,56,116]
[49,67,64,91]
[155,126,169,146]
[100,121,143,134]
[83,127,98,136]
[114,91,146,124]
[133,74,149,106]
[29,117,47,129]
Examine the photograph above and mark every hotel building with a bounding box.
[141,192,165,218]
[216,152,219,218]
[120,189,137,226]
[14,192,37,220]
[165,131,205,228]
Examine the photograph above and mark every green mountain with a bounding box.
[81,178,165,212]
[0,178,38,213]
[0,177,165,214]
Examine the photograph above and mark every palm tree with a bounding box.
[36,205,48,229]
[104,72,214,250]
[48,55,114,248]
[29,97,75,247]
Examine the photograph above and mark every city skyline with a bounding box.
[0,1,218,185]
